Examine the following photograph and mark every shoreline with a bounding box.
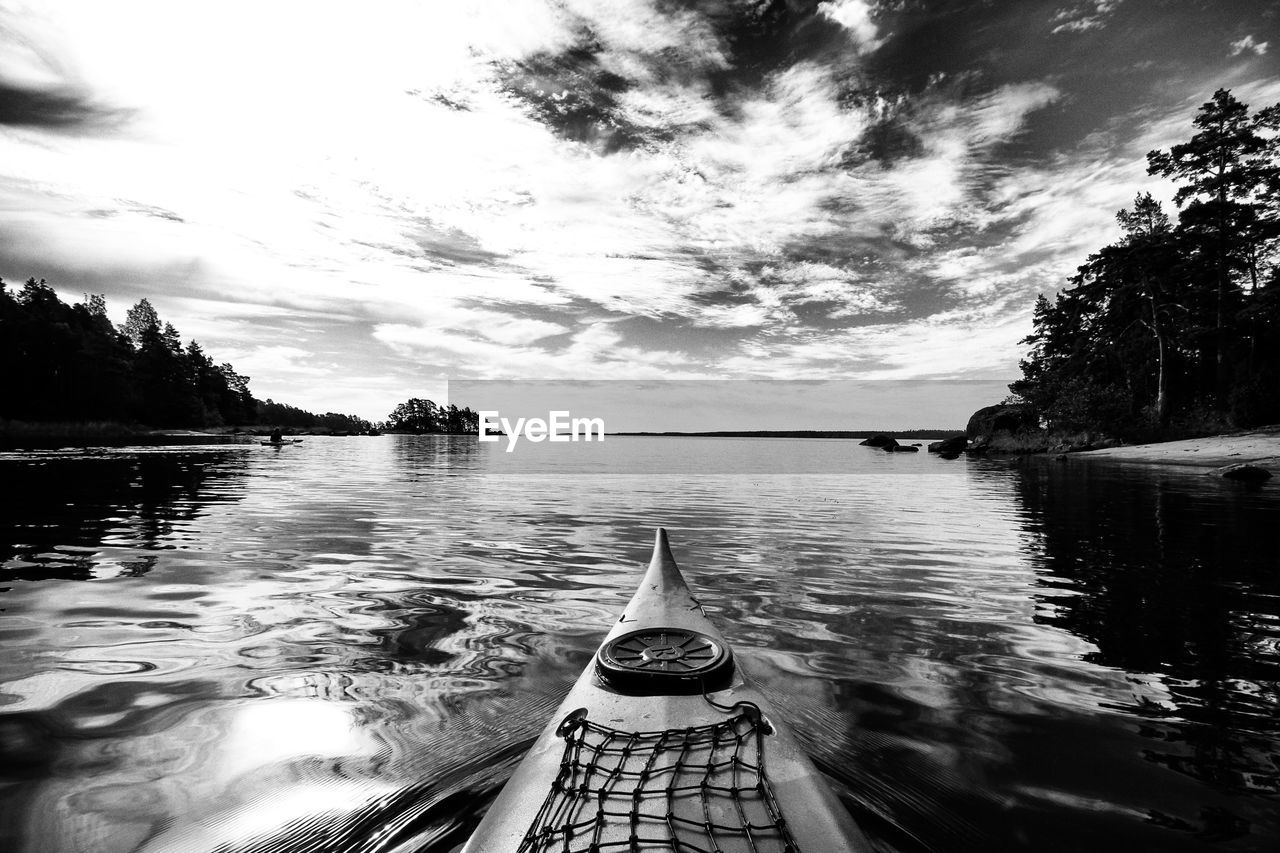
[0,421,385,449]
[4,421,1277,474]
[1074,426,1280,472]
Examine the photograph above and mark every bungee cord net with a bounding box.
[516,706,799,853]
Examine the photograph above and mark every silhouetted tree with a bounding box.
[1015,89,1280,437]
[120,298,161,349]
[218,364,257,425]
[1,281,370,433]
[382,398,479,433]
[257,398,372,433]
[1147,88,1279,398]
[385,398,441,433]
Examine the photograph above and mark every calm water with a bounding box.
[1,436,1277,852]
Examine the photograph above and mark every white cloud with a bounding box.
[719,294,1031,381]
[1050,1,1121,34]
[372,304,570,349]
[229,345,332,383]
[837,82,1060,233]
[959,82,1062,147]
[722,261,889,321]
[1230,35,1269,57]
[818,0,882,50]
[561,0,729,75]
[693,302,776,328]
[372,320,695,380]
[468,312,570,346]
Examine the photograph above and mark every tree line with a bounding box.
[382,397,480,433]
[1012,89,1280,439]
[0,279,369,432]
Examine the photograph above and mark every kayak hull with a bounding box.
[463,529,868,852]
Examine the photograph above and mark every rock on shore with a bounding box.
[928,436,968,454]
[965,403,1045,453]
[1215,463,1272,482]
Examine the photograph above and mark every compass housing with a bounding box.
[596,627,735,694]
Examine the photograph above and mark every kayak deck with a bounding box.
[463,529,868,852]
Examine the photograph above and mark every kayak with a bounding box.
[260,439,303,445]
[462,528,870,852]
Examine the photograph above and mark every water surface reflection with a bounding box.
[1017,461,1280,839]
[0,438,1276,852]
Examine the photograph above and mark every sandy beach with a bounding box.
[1078,425,1280,471]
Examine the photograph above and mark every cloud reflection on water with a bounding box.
[0,438,1278,851]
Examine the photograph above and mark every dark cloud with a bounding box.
[669,0,873,125]
[128,202,184,223]
[0,4,131,133]
[662,0,858,83]
[351,225,507,270]
[406,88,472,112]
[0,80,128,131]
[493,0,872,153]
[894,275,960,315]
[496,37,657,154]
[847,115,925,165]
[779,229,917,270]
[405,221,507,268]
[867,0,1280,159]
[83,203,183,223]
[615,312,741,354]
[863,2,1015,93]
[0,246,186,309]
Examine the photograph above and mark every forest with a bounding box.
[0,280,370,433]
[1011,89,1280,439]
[0,278,485,436]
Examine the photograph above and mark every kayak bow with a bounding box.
[463,528,869,852]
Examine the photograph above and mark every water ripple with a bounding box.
[1,439,1278,851]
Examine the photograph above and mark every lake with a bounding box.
[1,436,1277,852]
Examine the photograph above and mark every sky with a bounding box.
[2,1,1279,425]
[453,379,1006,431]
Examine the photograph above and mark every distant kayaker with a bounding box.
[269,428,283,443]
